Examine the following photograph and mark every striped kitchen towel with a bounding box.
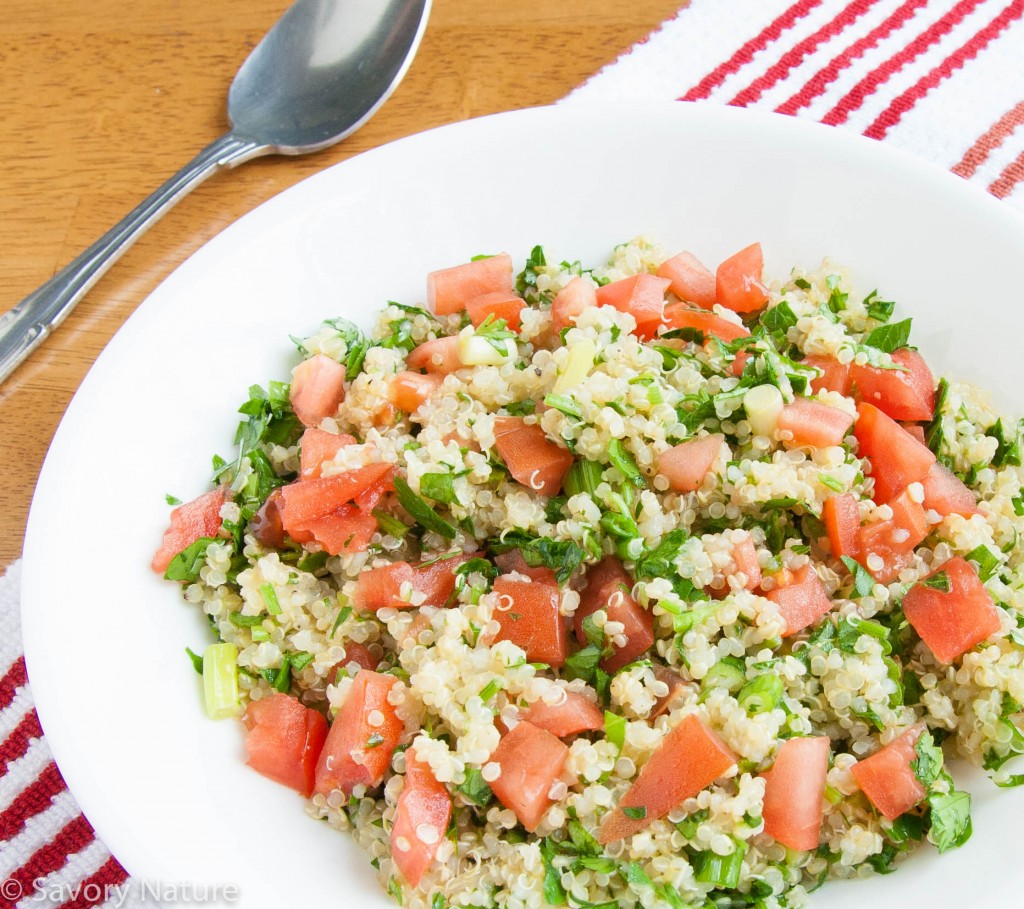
[3,1,1024,907]
[567,0,1024,210]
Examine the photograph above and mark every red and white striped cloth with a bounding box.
[2,1,1023,906]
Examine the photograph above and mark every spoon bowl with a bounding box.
[0,0,431,385]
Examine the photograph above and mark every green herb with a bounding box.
[825,274,848,313]
[864,318,912,353]
[544,393,583,419]
[864,292,896,323]
[988,418,1022,468]
[605,711,626,752]
[759,300,798,336]
[229,612,265,629]
[567,819,601,855]
[394,475,457,540]
[793,277,812,290]
[420,472,458,505]
[837,616,892,655]
[607,439,644,487]
[633,530,699,601]
[819,474,844,493]
[164,537,219,583]
[331,603,352,637]
[925,377,950,454]
[840,555,876,597]
[474,314,517,356]
[921,571,951,593]
[488,531,586,585]
[622,806,647,820]
[456,768,494,807]
[185,647,204,674]
[164,493,182,506]
[366,733,385,748]
[737,673,784,714]
[965,544,1000,581]
[912,731,944,787]
[564,460,602,498]
[431,894,447,909]
[565,644,603,681]
[478,678,503,702]
[232,382,303,464]
[927,789,972,852]
[516,245,547,298]
[505,399,536,416]
[386,877,403,905]
[539,837,567,906]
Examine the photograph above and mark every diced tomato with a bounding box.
[803,355,852,396]
[492,417,573,497]
[494,550,558,585]
[657,251,717,308]
[520,690,605,738]
[338,641,378,673]
[242,693,328,798]
[151,487,227,573]
[489,721,569,832]
[761,736,830,852]
[850,724,927,820]
[466,291,526,332]
[391,755,452,887]
[661,304,751,343]
[250,488,286,550]
[407,336,463,375]
[550,276,598,336]
[595,273,671,339]
[777,397,855,449]
[492,575,568,668]
[599,714,736,843]
[850,348,936,422]
[296,506,378,555]
[279,465,393,533]
[650,666,689,719]
[731,534,762,590]
[715,243,769,313]
[903,423,927,444]
[352,553,472,611]
[299,428,356,479]
[427,253,514,316]
[389,371,442,413]
[823,493,860,560]
[314,670,403,796]
[658,434,724,493]
[902,557,1001,664]
[574,557,653,672]
[854,402,936,504]
[920,462,979,517]
[290,354,347,428]
[855,487,928,584]
[765,564,833,637]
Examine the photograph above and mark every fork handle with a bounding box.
[0,132,267,385]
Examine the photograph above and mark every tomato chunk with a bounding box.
[599,714,736,843]
[731,534,762,590]
[650,666,690,719]
[920,462,979,517]
[595,273,670,338]
[520,690,605,738]
[492,575,568,668]
[661,305,750,343]
[574,557,653,672]
[427,253,514,316]
[389,371,442,413]
[850,349,935,422]
[489,721,569,832]
[765,564,833,637]
[854,402,935,504]
[494,550,558,585]
[550,276,598,336]
[856,487,927,583]
[250,488,286,550]
[338,641,378,673]
[314,670,403,796]
[391,754,452,887]
[466,291,526,332]
[657,251,716,308]
[353,553,472,611]
[299,428,356,480]
[902,557,1001,664]
[761,736,830,852]
[804,355,852,396]
[151,487,227,573]
[850,724,927,820]
[715,242,769,313]
[658,434,724,493]
[823,493,860,560]
[777,397,854,449]
[290,354,347,428]
[243,693,328,798]
[407,336,463,375]
[492,417,573,497]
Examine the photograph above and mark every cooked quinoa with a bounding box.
[157,237,1024,909]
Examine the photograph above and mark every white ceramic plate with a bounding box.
[22,103,1024,909]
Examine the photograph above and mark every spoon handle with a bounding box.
[0,132,267,385]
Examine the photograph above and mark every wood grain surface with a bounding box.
[0,0,685,567]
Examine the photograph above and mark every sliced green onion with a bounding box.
[608,439,645,487]
[564,459,602,497]
[622,806,647,820]
[737,673,784,714]
[250,628,270,642]
[600,510,639,540]
[478,678,503,702]
[202,643,239,719]
[701,657,746,694]
[394,475,457,540]
[372,508,410,539]
[543,393,583,419]
[229,611,265,628]
[692,840,746,888]
[615,537,645,562]
[260,582,282,615]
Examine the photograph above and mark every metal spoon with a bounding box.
[0,0,431,385]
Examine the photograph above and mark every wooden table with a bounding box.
[0,0,684,568]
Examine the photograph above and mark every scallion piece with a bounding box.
[564,459,602,497]
[701,658,746,695]
[693,841,746,888]
[608,439,645,487]
[372,508,410,539]
[394,475,457,540]
[737,673,784,714]
[260,582,282,615]
[202,643,239,719]
[543,393,583,419]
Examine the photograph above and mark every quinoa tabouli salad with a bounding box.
[153,237,1024,909]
